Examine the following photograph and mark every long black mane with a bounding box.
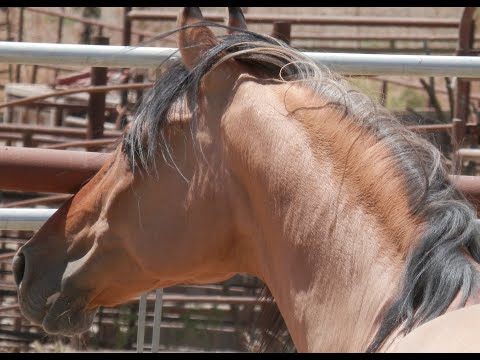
[122,22,480,352]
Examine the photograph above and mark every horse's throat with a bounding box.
[254,191,405,351]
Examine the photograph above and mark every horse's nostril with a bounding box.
[12,252,25,286]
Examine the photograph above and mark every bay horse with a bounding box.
[12,7,480,352]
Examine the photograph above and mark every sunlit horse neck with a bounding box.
[214,77,424,351]
[13,7,480,353]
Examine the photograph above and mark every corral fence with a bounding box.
[2,8,478,149]
[3,8,479,137]
[4,7,478,110]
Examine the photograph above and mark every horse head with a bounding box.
[13,6,257,336]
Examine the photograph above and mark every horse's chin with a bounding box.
[41,291,97,336]
[42,309,96,336]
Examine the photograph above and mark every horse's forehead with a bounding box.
[228,75,297,109]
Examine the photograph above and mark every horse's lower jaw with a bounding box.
[41,292,97,336]
[42,306,96,336]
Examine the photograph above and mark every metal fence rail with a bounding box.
[1,41,480,77]
[0,208,56,231]
[3,208,480,232]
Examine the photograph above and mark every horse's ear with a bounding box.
[226,7,247,34]
[177,7,219,70]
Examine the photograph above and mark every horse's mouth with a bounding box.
[19,288,97,336]
[41,291,97,336]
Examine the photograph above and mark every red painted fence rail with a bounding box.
[1,147,480,215]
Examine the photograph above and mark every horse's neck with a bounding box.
[261,202,404,352]
[223,81,419,351]
[252,171,404,351]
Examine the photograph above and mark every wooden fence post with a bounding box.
[14,7,24,83]
[454,7,476,145]
[120,7,133,118]
[87,36,109,140]
[272,21,291,45]
[53,8,65,81]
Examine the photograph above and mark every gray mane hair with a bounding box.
[122,22,480,352]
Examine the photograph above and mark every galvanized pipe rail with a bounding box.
[2,42,480,77]
[0,208,56,231]
[2,178,480,228]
